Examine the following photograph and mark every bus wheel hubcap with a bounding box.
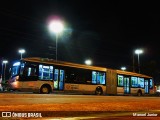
[42,87,48,93]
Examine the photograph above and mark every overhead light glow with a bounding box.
[48,20,64,33]
[2,60,8,64]
[121,67,126,71]
[19,49,25,54]
[135,49,143,54]
[85,59,92,65]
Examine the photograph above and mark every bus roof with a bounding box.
[22,57,152,78]
[116,70,152,78]
[22,57,107,72]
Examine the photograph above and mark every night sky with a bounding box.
[0,1,160,77]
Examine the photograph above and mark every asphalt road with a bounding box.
[0,92,160,120]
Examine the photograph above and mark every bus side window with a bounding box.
[30,68,36,76]
[23,67,37,77]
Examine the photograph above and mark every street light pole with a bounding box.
[18,49,25,59]
[2,60,8,82]
[132,53,135,72]
[55,34,58,61]
[1,59,3,80]
[135,49,143,73]
[48,20,64,61]
[137,53,140,73]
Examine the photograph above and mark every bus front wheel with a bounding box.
[95,86,103,95]
[40,85,50,94]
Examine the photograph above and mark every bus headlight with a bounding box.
[15,76,19,82]
[12,81,19,88]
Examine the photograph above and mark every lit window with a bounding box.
[92,71,105,85]
[138,77,144,88]
[39,64,53,80]
[150,79,153,89]
[118,75,123,86]
[131,77,138,87]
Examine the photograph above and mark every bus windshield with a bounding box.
[11,62,21,77]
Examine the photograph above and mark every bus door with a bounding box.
[124,77,130,94]
[21,65,38,91]
[145,80,149,94]
[54,69,65,90]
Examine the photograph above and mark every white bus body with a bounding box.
[8,57,154,95]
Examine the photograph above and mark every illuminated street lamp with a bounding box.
[2,60,8,82]
[48,20,64,61]
[121,67,126,71]
[135,49,143,73]
[18,49,25,59]
[85,59,92,65]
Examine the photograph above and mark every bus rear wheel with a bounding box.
[95,86,103,95]
[137,90,142,96]
[40,85,50,94]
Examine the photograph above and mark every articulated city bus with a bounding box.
[8,57,154,95]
